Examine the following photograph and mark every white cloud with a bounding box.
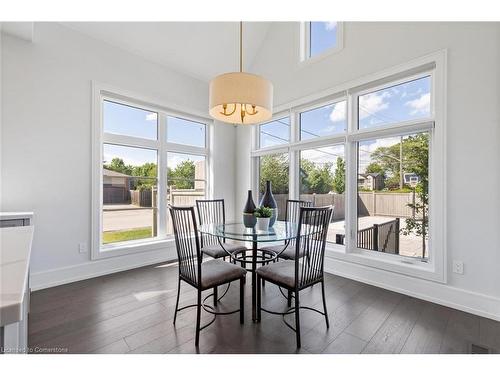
[405,93,430,115]
[324,22,337,31]
[329,101,346,123]
[146,113,157,121]
[359,91,390,120]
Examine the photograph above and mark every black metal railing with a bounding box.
[357,218,400,254]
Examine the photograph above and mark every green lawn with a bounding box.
[103,227,152,244]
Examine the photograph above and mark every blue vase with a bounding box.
[259,180,278,226]
[243,190,257,228]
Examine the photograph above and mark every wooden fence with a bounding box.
[275,191,415,220]
[103,186,130,204]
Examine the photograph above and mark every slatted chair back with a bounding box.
[196,199,226,248]
[169,205,202,288]
[285,199,312,247]
[285,199,312,223]
[295,206,333,289]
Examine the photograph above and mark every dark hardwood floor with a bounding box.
[28,262,500,354]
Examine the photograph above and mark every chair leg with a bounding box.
[321,280,330,328]
[213,286,218,306]
[195,290,201,346]
[173,277,181,325]
[256,275,262,322]
[287,290,292,307]
[240,278,245,324]
[295,290,301,348]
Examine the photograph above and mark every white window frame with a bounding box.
[299,21,344,65]
[91,82,212,260]
[252,50,447,283]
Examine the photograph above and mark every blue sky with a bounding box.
[310,22,338,57]
[103,100,157,140]
[167,116,205,147]
[103,101,206,169]
[359,76,431,129]
[301,101,347,140]
[260,117,290,147]
[260,76,430,147]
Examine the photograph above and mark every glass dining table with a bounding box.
[198,221,299,322]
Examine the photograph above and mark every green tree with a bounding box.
[308,162,335,194]
[133,162,157,190]
[259,154,289,194]
[105,157,132,176]
[400,133,429,257]
[365,162,385,176]
[332,157,346,194]
[168,160,196,190]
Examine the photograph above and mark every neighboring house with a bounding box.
[103,168,131,187]
[103,168,132,204]
[358,173,385,190]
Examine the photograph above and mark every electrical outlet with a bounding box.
[78,242,88,254]
[452,260,464,274]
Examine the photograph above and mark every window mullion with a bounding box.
[157,113,168,238]
[345,90,358,253]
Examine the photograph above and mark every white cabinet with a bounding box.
[0,212,33,354]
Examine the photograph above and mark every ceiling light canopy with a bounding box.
[209,22,273,125]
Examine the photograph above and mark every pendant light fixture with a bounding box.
[209,22,273,125]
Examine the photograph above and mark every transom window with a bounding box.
[301,22,343,61]
[253,53,445,282]
[93,90,209,259]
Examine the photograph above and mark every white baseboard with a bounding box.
[324,256,500,322]
[30,246,177,291]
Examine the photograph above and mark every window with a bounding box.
[300,145,345,244]
[93,89,210,259]
[260,117,290,148]
[357,133,429,260]
[103,100,158,140]
[302,22,343,61]
[167,116,206,147]
[102,144,158,244]
[300,101,347,140]
[252,51,445,282]
[259,152,289,219]
[358,76,431,130]
[167,152,206,235]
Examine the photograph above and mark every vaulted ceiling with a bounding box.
[61,22,273,82]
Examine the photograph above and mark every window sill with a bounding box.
[325,244,445,284]
[93,236,176,260]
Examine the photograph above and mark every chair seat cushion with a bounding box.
[256,260,295,289]
[201,243,246,259]
[260,243,304,260]
[201,259,246,289]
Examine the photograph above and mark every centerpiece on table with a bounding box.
[260,180,278,226]
[254,206,273,231]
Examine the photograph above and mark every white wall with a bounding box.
[237,22,500,318]
[1,23,236,288]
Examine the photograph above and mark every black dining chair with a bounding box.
[169,205,246,346]
[256,205,333,348]
[196,199,247,260]
[196,199,247,304]
[259,199,312,261]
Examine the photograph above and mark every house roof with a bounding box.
[103,168,130,178]
[359,173,382,178]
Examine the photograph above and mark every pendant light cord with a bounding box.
[239,21,243,73]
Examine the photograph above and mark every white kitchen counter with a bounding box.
[0,226,34,326]
[0,213,34,221]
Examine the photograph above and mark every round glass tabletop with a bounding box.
[198,221,298,243]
